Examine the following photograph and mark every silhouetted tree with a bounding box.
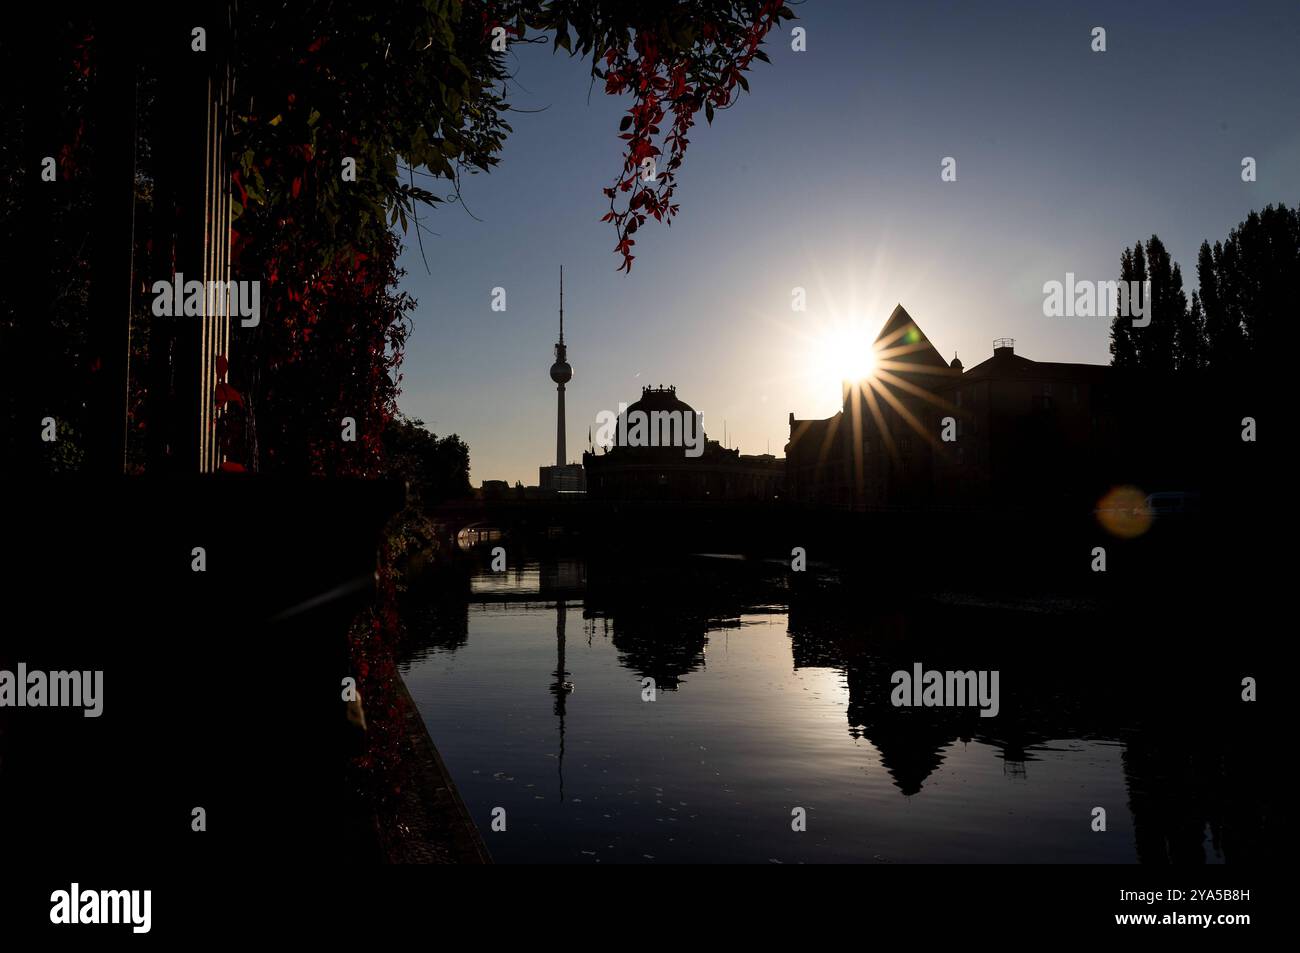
[1111,204,1299,373]
[1199,204,1298,370]
[1110,240,1146,368]
[1140,236,1183,373]
[1180,290,1206,372]
[383,414,472,505]
[1197,240,1239,370]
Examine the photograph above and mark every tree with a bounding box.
[1111,205,1298,374]
[1138,235,1183,374]
[1180,291,1206,372]
[383,414,472,505]
[1109,241,1145,368]
[5,4,791,476]
[225,0,794,475]
[1203,204,1298,369]
[1197,239,1239,371]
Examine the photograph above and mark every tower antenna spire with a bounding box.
[549,265,573,469]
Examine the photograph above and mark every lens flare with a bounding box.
[1095,485,1153,539]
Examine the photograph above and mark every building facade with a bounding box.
[539,463,586,493]
[583,385,784,501]
[786,305,1114,510]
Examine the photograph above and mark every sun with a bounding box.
[811,325,878,386]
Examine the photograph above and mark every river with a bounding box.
[399,555,1265,864]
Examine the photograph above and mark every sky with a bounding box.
[395,0,1300,486]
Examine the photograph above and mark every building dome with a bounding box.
[611,385,702,450]
[624,384,695,418]
[950,354,963,370]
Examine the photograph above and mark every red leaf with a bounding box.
[214,382,244,408]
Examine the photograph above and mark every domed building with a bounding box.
[610,384,695,451]
[583,385,784,501]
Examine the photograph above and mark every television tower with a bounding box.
[549,266,573,466]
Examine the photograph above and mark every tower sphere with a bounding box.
[550,360,572,384]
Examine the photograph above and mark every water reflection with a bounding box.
[550,598,573,802]
[456,524,503,551]
[398,556,1270,864]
